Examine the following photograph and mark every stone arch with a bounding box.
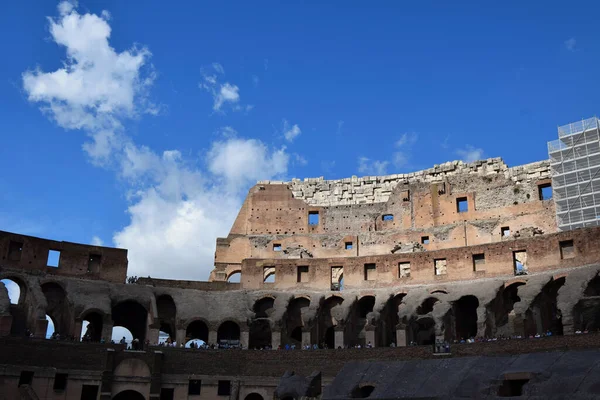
[430,289,448,295]
[227,270,241,283]
[524,277,565,336]
[0,276,29,336]
[186,319,209,343]
[253,296,275,318]
[113,391,145,400]
[379,293,406,347]
[447,295,479,341]
[345,295,376,347]
[572,274,600,332]
[217,320,241,343]
[156,294,177,339]
[244,393,264,400]
[80,309,104,342]
[0,276,27,304]
[41,281,72,338]
[417,297,440,315]
[282,297,310,346]
[250,297,274,349]
[318,295,344,348]
[111,300,148,343]
[486,282,525,337]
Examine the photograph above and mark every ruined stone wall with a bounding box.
[213,159,555,281]
[0,230,128,284]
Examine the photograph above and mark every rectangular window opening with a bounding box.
[456,197,468,213]
[53,373,68,392]
[501,227,511,237]
[513,250,528,276]
[308,211,320,225]
[8,241,23,262]
[345,242,353,250]
[160,388,174,400]
[560,240,575,259]
[80,385,99,400]
[47,250,61,268]
[273,243,282,251]
[498,379,530,397]
[18,371,34,387]
[218,380,231,396]
[382,214,394,221]
[434,258,447,276]
[402,189,410,201]
[421,236,430,244]
[88,254,101,273]
[188,379,202,395]
[297,266,309,283]
[331,266,343,291]
[539,183,552,200]
[472,253,485,271]
[399,262,411,278]
[364,263,376,281]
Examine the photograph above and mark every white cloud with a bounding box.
[293,153,307,166]
[393,132,418,168]
[91,236,104,246]
[395,132,418,147]
[565,37,577,52]
[358,157,389,176]
[336,120,344,135]
[282,119,301,142]
[199,63,250,112]
[456,145,484,163]
[22,1,153,164]
[24,3,291,281]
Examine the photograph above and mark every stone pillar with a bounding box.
[34,318,48,338]
[396,324,407,347]
[101,320,114,343]
[208,330,218,346]
[176,328,186,346]
[271,330,281,349]
[147,327,160,345]
[0,315,13,337]
[365,325,376,347]
[301,329,311,347]
[476,307,487,338]
[240,330,249,349]
[334,326,344,349]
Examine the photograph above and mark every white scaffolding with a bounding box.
[548,117,600,231]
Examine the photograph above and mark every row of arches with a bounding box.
[5,272,600,348]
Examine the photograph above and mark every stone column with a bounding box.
[0,315,13,337]
[334,325,344,349]
[208,330,218,346]
[476,306,487,338]
[301,329,311,347]
[271,330,281,349]
[395,324,407,347]
[240,330,249,349]
[101,320,114,343]
[147,326,160,345]
[176,328,186,346]
[35,318,48,338]
[365,325,376,347]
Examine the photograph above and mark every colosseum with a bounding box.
[1,119,600,399]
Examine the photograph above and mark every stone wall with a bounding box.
[258,158,550,206]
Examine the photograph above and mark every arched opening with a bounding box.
[46,314,55,339]
[80,311,103,342]
[318,296,344,348]
[112,326,133,346]
[253,297,275,318]
[486,283,525,337]
[227,271,241,283]
[408,316,435,345]
[244,393,264,400]
[453,295,479,341]
[217,321,240,347]
[156,294,177,341]
[41,282,72,339]
[417,297,439,315]
[1,278,22,304]
[1,278,28,336]
[283,297,310,346]
[350,385,375,398]
[249,319,272,349]
[185,338,205,348]
[111,300,148,343]
[379,293,406,347]
[524,277,565,336]
[264,268,276,283]
[345,296,375,347]
[186,320,209,344]
[113,390,145,400]
[574,275,600,332]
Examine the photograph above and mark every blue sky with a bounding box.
[0,1,598,281]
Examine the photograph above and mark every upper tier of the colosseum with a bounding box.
[258,158,550,206]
